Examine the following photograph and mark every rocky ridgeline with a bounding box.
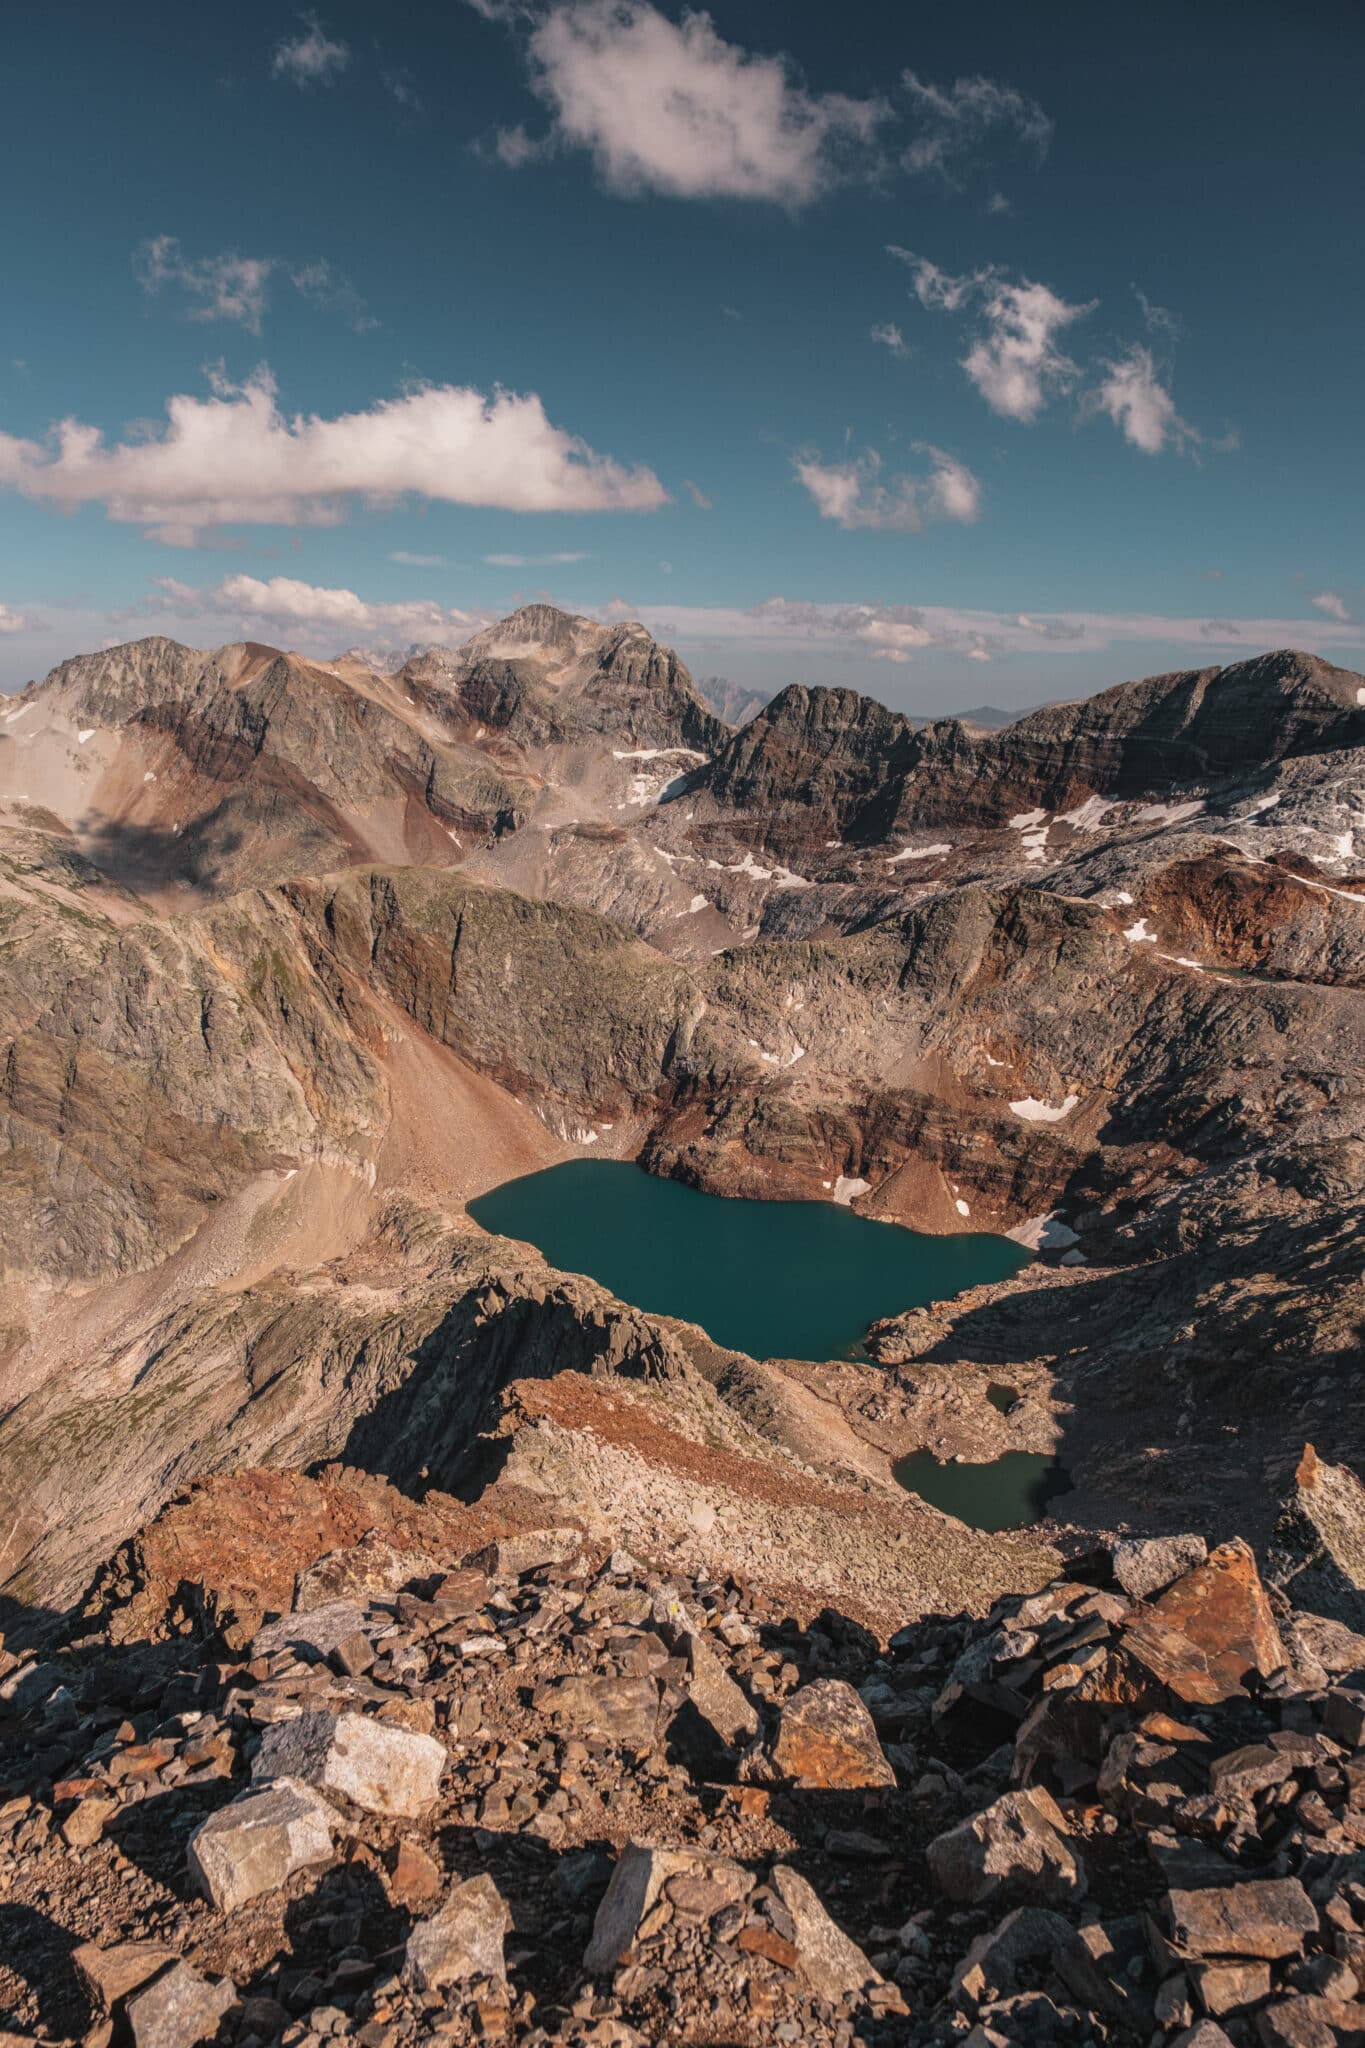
[2,1452,1365,2048]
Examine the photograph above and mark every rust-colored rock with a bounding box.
[770,1679,895,1791]
[1120,1539,1287,1704]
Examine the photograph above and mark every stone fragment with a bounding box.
[952,1908,1076,2010]
[928,1787,1084,1906]
[293,1537,440,1612]
[73,1942,179,2017]
[1190,1957,1273,2015]
[1208,1743,1298,1802]
[188,1777,335,1911]
[1171,2027,1236,2048]
[251,1602,371,1663]
[769,1866,883,1999]
[386,1837,443,1906]
[61,1795,118,1848]
[403,1875,511,1993]
[1168,1879,1318,1960]
[1281,1609,1365,1686]
[585,1844,750,1974]
[127,1963,234,2048]
[468,1528,584,1578]
[681,1630,758,1749]
[1268,1445,1365,1633]
[770,1679,895,1790]
[1113,1534,1208,1603]
[253,1710,445,1818]
[1122,1540,1288,1704]
[532,1674,662,1749]
[1256,1996,1365,2046]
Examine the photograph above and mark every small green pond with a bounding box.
[469,1158,1028,1364]
[893,1448,1074,1532]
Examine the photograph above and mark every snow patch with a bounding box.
[77,729,96,745]
[1133,798,1205,824]
[1009,809,1047,829]
[1008,1211,1080,1251]
[1009,1095,1080,1123]
[1357,688,1365,706]
[832,1176,871,1205]
[706,850,810,889]
[887,842,952,865]
[2,704,30,723]
[612,747,706,763]
[143,771,156,784]
[954,1198,971,1218]
[1055,796,1113,831]
[1122,918,1157,944]
[686,893,708,914]
[984,1053,1004,1068]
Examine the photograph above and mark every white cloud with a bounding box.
[505,0,885,203]
[682,478,713,509]
[890,248,978,314]
[135,237,275,335]
[1090,344,1195,455]
[135,239,375,335]
[390,550,447,568]
[0,603,31,634]
[0,365,667,544]
[900,71,1052,184]
[483,550,590,566]
[1134,287,1183,341]
[272,14,350,87]
[1311,590,1351,622]
[964,277,1093,422]
[794,446,981,532]
[153,573,479,643]
[870,321,907,356]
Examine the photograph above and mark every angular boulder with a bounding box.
[681,1629,758,1750]
[403,1875,511,1993]
[73,1942,179,2018]
[188,1776,335,1911]
[769,1866,883,1999]
[253,1710,445,1818]
[1120,1539,1287,1705]
[127,1963,234,2048]
[1112,1534,1208,1603]
[770,1678,895,1790]
[585,1843,750,1974]
[532,1673,662,1749]
[1168,1879,1318,1961]
[1267,1445,1365,1633]
[928,1787,1084,1906]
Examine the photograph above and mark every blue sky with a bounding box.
[1,0,1362,708]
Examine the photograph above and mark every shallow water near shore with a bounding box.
[469,1157,1029,1364]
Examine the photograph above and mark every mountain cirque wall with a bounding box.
[0,615,1363,1629]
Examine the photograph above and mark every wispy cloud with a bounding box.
[894,247,1215,452]
[900,71,1052,185]
[154,573,476,642]
[135,237,275,335]
[1311,589,1352,622]
[794,446,980,531]
[0,603,32,634]
[1089,344,1197,455]
[482,550,590,566]
[389,550,446,568]
[0,365,668,545]
[869,321,908,357]
[481,0,887,203]
[135,238,375,334]
[681,478,713,510]
[271,13,350,88]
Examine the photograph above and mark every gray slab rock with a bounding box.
[769,1865,882,1999]
[682,1629,758,1749]
[1268,1445,1365,1632]
[403,1875,511,1992]
[1112,1535,1208,1603]
[127,1962,234,2048]
[585,1843,750,1974]
[188,1776,335,1912]
[251,1602,372,1663]
[73,1942,180,2017]
[253,1710,445,1818]
[928,1786,1084,1905]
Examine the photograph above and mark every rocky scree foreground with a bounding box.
[5,1452,1365,2046]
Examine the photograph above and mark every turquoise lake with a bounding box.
[469,1158,1029,1363]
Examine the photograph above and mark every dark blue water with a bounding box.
[893,1448,1073,1532]
[469,1159,1028,1363]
